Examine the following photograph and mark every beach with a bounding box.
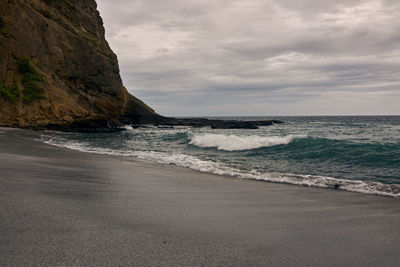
[1,128,400,266]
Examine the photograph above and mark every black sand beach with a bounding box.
[1,128,400,266]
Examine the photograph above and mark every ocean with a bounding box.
[41,116,400,198]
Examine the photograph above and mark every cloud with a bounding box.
[96,0,400,115]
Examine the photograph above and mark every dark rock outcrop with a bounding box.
[153,117,284,129]
[0,0,158,131]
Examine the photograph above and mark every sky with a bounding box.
[96,0,400,116]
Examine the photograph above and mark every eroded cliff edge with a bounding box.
[0,0,158,131]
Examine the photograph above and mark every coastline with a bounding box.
[1,128,400,266]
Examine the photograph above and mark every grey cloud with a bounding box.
[97,0,400,116]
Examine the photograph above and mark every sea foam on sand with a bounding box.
[42,135,400,198]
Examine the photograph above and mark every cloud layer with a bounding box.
[97,0,400,116]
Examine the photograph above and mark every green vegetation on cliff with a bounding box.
[0,59,44,105]
[0,82,20,104]
[17,59,44,103]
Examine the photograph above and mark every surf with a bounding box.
[188,133,305,151]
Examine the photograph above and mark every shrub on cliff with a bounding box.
[17,59,44,103]
[0,82,20,104]
[17,59,35,75]
[22,79,44,103]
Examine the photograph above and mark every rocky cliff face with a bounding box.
[0,0,158,131]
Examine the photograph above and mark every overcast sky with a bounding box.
[96,0,400,116]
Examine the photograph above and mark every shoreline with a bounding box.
[39,138,400,199]
[1,128,400,266]
[42,127,400,199]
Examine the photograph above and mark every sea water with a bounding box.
[41,116,400,197]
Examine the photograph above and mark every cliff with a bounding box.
[0,0,158,131]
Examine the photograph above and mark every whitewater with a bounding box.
[188,133,305,151]
[41,116,400,198]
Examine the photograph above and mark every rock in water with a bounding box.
[0,0,158,131]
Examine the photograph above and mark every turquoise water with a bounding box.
[42,116,400,197]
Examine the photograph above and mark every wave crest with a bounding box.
[189,133,303,151]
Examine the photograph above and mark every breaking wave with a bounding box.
[189,133,305,151]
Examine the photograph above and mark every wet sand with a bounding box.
[1,127,399,266]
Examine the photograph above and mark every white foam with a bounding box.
[189,133,304,151]
[42,136,400,198]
